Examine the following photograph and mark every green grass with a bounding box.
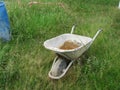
[0,0,120,90]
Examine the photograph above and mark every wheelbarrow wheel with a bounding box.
[50,57,68,77]
[49,57,74,79]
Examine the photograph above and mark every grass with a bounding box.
[0,0,120,90]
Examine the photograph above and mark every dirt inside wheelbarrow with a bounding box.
[59,40,80,50]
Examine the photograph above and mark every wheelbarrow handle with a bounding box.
[92,29,102,42]
[70,25,76,34]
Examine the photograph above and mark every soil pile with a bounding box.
[59,40,80,50]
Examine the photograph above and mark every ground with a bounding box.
[0,0,120,90]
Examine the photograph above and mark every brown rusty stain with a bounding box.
[59,40,80,50]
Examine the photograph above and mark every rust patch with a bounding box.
[59,40,80,50]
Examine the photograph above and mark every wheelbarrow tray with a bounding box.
[44,33,93,60]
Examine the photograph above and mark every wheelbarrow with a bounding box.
[44,25,102,79]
